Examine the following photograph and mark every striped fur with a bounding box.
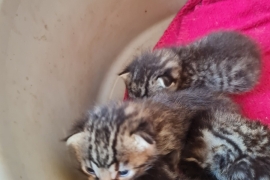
[66,89,270,180]
[180,109,270,180]
[119,31,261,98]
[65,89,230,180]
[156,92,270,180]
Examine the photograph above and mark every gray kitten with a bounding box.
[65,89,230,180]
[152,91,270,180]
[119,31,261,98]
[181,108,270,180]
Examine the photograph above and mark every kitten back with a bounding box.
[178,31,262,94]
[119,31,262,99]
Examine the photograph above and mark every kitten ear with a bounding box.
[133,121,155,150]
[118,68,130,83]
[66,132,85,161]
[119,72,130,82]
[133,134,153,151]
[66,132,84,148]
[135,131,154,145]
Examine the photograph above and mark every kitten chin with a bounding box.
[120,30,261,99]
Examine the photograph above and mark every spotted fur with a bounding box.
[119,31,261,98]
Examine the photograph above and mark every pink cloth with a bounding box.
[154,0,270,123]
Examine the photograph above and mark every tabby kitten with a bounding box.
[65,88,228,180]
[119,31,261,98]
[151,92,270,180]
[180,108,270,180]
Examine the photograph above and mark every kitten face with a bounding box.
[120,31,261,98]
[66,102,158,180]
[66,89,234,180]
[119,49,182,99]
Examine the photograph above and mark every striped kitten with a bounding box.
[119,31,261,98]
[152,92,270,180]
[180,108,270,180]
[65,89,229,180]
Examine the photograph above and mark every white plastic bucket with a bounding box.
[0,0,186,179]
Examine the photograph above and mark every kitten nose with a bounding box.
[97,170,112,180]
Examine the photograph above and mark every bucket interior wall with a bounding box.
[0,0,186,179]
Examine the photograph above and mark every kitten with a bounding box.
[180,108,270,180]
[152,90,270,180]
[119,31,261,99]
[150,92,270,180]
[65,88,270,180]
[65,88,229,180]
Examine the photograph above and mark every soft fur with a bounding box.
[66,88,270,180]
[180,109,270,180]
[150,92,270,180]
[65,89,232,180]
[119,31,261,99]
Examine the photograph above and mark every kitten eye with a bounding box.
[119,170,129,177]
[86,167,95,175]
[157,76,175,88]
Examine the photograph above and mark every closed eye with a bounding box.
[85,167,95,175]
